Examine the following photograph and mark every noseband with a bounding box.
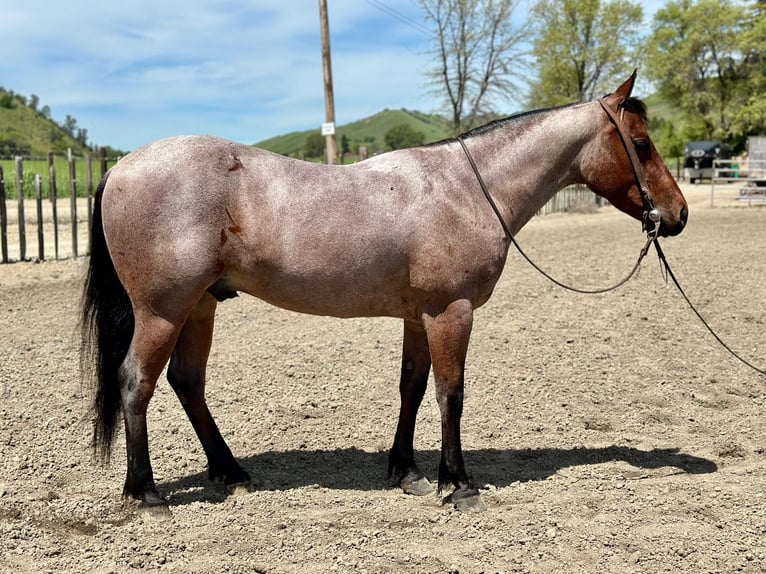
[597,97,661,236]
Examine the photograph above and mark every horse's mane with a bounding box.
[430,95,648,145]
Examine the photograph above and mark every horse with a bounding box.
[81,72,688,514]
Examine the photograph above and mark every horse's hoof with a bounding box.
[401,476,435,497]
[226,480,254,496]
[445,488,486,512]
[137,501,173,521]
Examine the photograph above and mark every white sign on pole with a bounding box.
[321,122,336,136]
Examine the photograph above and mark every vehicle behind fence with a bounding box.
[0,153,599,265]
[683,141,729,183]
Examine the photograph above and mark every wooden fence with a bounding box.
[0,161,599,264]
[0,150,114,263]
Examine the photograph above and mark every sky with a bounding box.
[1,0,665,152]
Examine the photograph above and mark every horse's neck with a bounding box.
[462,103,595,234]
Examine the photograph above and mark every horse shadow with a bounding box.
[160,445,717,506]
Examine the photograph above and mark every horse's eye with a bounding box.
[633,139,650,152]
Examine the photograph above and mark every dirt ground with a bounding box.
[0,183,764,574]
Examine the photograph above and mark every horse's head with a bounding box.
[581,72,688,237]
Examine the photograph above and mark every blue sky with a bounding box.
[1,0,665,152]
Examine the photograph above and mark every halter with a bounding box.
[597,97,661,236]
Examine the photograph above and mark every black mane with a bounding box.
[430,95,648,145]
[623,96,648,121]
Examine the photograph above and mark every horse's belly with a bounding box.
[224,264,414,319]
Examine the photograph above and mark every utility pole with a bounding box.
[319,0,338,165]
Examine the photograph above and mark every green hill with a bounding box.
[255,108,451,157]
[0,88,91,157]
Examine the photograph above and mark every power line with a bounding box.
[364,0,433,38]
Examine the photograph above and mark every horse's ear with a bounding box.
[606,70,637,106]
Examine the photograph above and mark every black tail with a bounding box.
[80,171,134,462]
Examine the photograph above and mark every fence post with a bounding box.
[68,148,78,258]
[35,174,44,261]
[48,152,59,259]
[86,154,93,249]
[15,156,26,261]
[100,147,107,179]
[0,165,7,263]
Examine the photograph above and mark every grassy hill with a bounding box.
[255,108,451,157]
[0,88,90,157]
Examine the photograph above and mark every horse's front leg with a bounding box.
[424,299,485,511]
[389,321,434,496]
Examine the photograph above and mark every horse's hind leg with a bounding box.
[120,311,181,511]
[167,293,252,494]
[388,321,434,496]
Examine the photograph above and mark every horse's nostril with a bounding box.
[680,206,689,224]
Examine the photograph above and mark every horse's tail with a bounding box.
[80,170,134,463]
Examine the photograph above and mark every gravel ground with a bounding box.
[1,183,764,573]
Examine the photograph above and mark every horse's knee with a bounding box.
[118,365,157,415]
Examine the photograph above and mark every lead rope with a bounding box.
[651,239,765,376]
[457,136,654,295]
[457,136,765,377]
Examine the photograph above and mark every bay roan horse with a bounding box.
[81,73,688,514]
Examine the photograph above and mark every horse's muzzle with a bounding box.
[660,206,688,237]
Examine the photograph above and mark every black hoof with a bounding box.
[443,488,486,512]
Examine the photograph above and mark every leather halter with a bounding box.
[597,97,660,234]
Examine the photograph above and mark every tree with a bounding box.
[384,124,426,150]
[339,133,350,163]
[340,133,350,156]
[420,0,527,135]
[63,114,78,137]
[0,92,15,109]
[732,0,766,140]
[526,0,643,107]
[76,127,89,147]
[645,0,760,150]
[302,132,325,159]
